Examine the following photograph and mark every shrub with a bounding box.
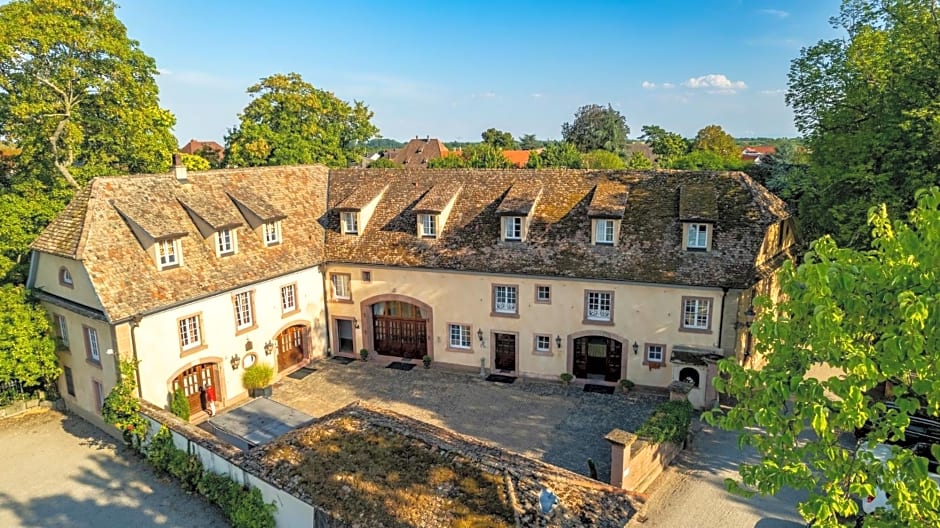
[242,364,274,390]
[559,372,574,385]
[170,387,190,420]
[619,379,635,391]
[422,354,432,368]
[359,348,369,361]
[146,426,176,473]
[231,486,277,528]
[636,400,693,444]
[101,360,149,450]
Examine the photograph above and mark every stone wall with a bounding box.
[606,429,683,493]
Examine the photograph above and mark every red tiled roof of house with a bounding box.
[501,150,533,168]
[180,139,224,156]
[388,138,449,168]
[741,145,776,161]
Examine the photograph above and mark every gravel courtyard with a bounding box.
[0,409,227,528]
[272,357,666,482]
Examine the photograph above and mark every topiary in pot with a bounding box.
[242,363,275,398]
[359,348,369,361]
[619,378,636,393]
[559,372,574,386]
[422,354,432,369]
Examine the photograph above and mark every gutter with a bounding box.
[321,270,332,356]
[716,287,729,350]
[129,314,143,399]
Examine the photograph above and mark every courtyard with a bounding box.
[270,356,666,482]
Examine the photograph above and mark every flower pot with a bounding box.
[249,386,272,398]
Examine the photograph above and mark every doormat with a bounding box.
[330,356,355,365]
[583,384,615,394]
[287,367,317,380]
[485,374,516,384]
[386,361,416,371]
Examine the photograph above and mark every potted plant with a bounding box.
[242,363,275,398]
[359,348,369,361]
[559,372,574,386]
[422,354,432,369]
[619,378,636,394]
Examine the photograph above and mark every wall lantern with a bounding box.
[555,335,562,349]
[264,341,275,356]
[353,317,360,329]
[633,342,640,355]
[477,328,484,344]
[230,353,241,370]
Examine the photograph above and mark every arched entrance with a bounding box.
[276,324,307,371]
[172,363,219,416]
[572,335,623,382]
[370,299,428,359]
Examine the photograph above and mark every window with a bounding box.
[63,366,75,397]
[361,270,372,283]
[585,291,613,322]
[93,379,104,413]
[58,267,73,287]
[331,273,351,301]
[55,314,69,348]
[535,334,551,353]
[646,344,665,363]
[419,214,437,238]
[233,291,254,330]
[594,219,615,245]
[157,238,181,269]
[84,326,100,363]
[178,314,202,350]
[216,229,234,255]
[687,223,709,250]
[281,284,297,313]
[342,212,359,234]
[449,324,471,349]
[682,297,712,331]
[503,216,523,241]
[263,221,282,246]
[535,285,551,304]
[493,285,518,315]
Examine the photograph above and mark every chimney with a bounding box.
[172,153,188,183]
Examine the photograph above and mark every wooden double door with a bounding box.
[276,325,306,371]
[573,336,622,382]
[373,316,427,359]
[173,363,219,416]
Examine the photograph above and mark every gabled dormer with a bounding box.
[226,190,287,247]
[334,184,389,236]
[178,193,244,257]
[496,182,542,242]
[412,183,462,239]
[112,200,188,270]
[587,181,628,246]
[679,184,718,252]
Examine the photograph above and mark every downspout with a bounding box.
[716,287,729,350]
[129,314,143,399]
[321,269,332,357]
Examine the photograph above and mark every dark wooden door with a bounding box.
[277,325,306,371]
[573,337,588,378]
[604,339,623,382]
[494,333,516,372]
[173,363,218,416]
[373,316,427,359]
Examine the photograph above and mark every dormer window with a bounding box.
[686,223,710,251]
[503,216,523,241]
[419,214,437,238]
[342,212,359,235]
[216,228,235,256]
[593,219,617,246]
[58,267,74,288]
[263,221,281,246]
[157,238,182,270]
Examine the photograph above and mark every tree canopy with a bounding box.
[624,151,654,169]
[786,0,940,248]
[0,284,58,391]
[561,104,630,153]
[526,141,581,169]
[581,150,625,169]
[692,125,738,158]
[708,187,940,526]
[224,73,378,168]
[517,134,544,150]
[640,125,689,165]
[481,128,517,150]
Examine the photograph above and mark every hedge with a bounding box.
[636,400,693,444]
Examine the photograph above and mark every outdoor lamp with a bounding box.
[555,335,562,348]
[230,353,241,370]
[477,328,484,344]
[264,341,274,356]
[633,342,640,355]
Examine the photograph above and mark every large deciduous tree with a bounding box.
[691,124,738,158]
[517,134,543,150]
[708,187,940,527]
[481,128,517,150]
[640,125,689,166]
[526,141,581,169]
[581,150,625,169]
[561,104,630,153]
[0,0,177,189]
[787,0,940,249]
[0,284,58,391]
[224,73,378,168]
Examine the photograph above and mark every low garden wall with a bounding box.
[0,397,60,419]
[606,400,692,493]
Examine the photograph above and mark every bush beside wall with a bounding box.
[636,400,693,445]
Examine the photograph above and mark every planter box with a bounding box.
[248,386,273,398]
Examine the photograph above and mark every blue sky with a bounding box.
[117,0,842,145]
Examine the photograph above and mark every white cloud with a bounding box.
[758,9,789,18]
[641,81,657,89]
[682,74,747,94]
[760,88,786,95]
[662,82,675,89]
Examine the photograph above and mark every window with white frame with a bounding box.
[55,314,69,347]
[586,291,613,321]
[594,219,616,245]
[646,344,665,363]
[178,315,202,350]
[263,221,282,246]
[493,285,518,314]
[449,324,471,349]
[342,212,359,234]
[331,273,351,300]
[281,284,297,313]
[687,223,709,250]
[157,238,181,269]
[234,291,254,329]
[419,214,437,237]
[682,297,711,330]
[536,285,551,303]
[216,228,235,255]
[84,326,100,362]
[535,335,551,353]
[59,267,73,287]
[503,216,523,241]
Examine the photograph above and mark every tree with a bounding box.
[692,125,738,158]
[561,104,630,153]
[428,154,468,169]
[224,73,378,168]
[640,125,690,166]
[0,285,58,391]
[0,180,69,283]
[526,141,581,168]
[368,157,401,169]
[464,144,512,169]
[179,153,210,171]
[787,0,940,249]
[194,145,224,169]
[670,150,744,171]
[481,128,517,150]
[517,134,543,150]
[624,151,654,169]
[0,0,177,190]
[581,150,625,169]
[707,187,940,527]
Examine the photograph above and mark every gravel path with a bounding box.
[0,409,228,528]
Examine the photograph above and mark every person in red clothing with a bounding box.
[204,382,217,416]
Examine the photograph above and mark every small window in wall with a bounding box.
[594,219,616,245]
[92,379,104,413]
[83,326,100,363]
[493,284,518,315]
[534,334,551,354]
[263,221,282,246]
[584,290,613,322]
[55,314,69,348]
[58,267,73,287]
[342,212,359,235]
[646,344,665,364]
[216,228,235,256]
[503,216,523,241]
[686,223,709,251]
[281,284,297,313]
[157,238,182,270]
[331,273,351,301]
[449,324,471,349]
[64,366,75,396]
[361,270,372,283]
[233,291,255,330]
[535,285,551,304]
[681,297,712,332]
[336,319,354,353]
[178,314,202,351]
[419,214,437,238]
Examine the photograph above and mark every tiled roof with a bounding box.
[334,183,387,211]
[678,183,718,221]
[413,182,463,213]
[741,146,777,161]
[501,149,533,168]
[32,166,329,322]
[179,139,224,155]
[388,138,449,168]
[178,189,245,231]
[587,180,629,219]
[325,169,788,289]
[495,180,542,216]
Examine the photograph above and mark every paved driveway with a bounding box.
[271,357,666,481]
[0,409,227,528]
